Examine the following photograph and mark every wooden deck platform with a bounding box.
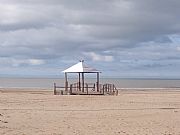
[54,83,118,96]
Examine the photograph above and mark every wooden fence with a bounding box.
[54,82,118,95]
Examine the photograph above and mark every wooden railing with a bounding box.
[101,83,118,95]
[54,82,118,95]
[69,82,96,94]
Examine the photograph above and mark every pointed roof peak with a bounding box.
[79,60,84,62]
[62,61,100,73]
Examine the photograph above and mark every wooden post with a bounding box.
[70,84,72,95]
[97,72,99,92]
[54,83,56,95]
[102,85,104,95]
[109,84,111,92]
[86,83,88,95]
[65,73,68,92]
[78,73,81,91]
[93,83,95,91]
[82,73,84,92]
[106,84,107,92]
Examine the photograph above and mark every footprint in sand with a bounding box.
[0,119,8,124]
[0,114,9,123]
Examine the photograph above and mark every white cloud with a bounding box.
[0,0,180,77]
[177,47,180,51]
[12,59,45,67]
[28,59,45,65]
[83,52,114,62]
[0,58,45,67]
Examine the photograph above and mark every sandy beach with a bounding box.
[1,89,180,135]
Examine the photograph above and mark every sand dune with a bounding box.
[1,89,180,135]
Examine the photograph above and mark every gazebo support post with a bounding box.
[82,73,84,93]
[78,73,81,91]
[97,72,99,92]
[54,83,56,95]
[65,73,68,92]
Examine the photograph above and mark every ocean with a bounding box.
[0,77,180,89]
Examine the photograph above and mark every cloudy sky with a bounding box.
[0,0,180,78]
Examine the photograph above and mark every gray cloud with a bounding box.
[0,0,180,77]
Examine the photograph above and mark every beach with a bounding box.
[1,89,180,135]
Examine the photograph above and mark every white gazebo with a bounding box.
[53,60,118,95]
[62,60,101,93]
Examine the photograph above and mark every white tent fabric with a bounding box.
[62,61,100,73]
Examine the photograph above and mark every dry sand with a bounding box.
[1,88,180,135]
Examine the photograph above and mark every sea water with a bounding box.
[0,77,180,89]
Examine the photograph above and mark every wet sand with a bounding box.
[1,89,180,135]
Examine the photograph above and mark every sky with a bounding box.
[0,0,180,78]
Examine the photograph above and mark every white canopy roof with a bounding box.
[62,61,100,73]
